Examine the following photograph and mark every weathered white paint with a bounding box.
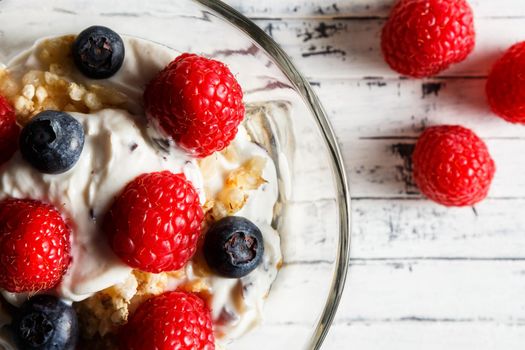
[241,323,525,350]
[0,0,522,349]
[222,0,525,349]
[286,197,525,261]
[257,260,525,328]
[313,79,525,139]
[225,0,525,18]
[248,18,525,79]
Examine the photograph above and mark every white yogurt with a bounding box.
[0,35,282,348]
[0,109,204,303]
[187,126,282,344]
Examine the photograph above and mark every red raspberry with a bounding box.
[104,171,204,273]
[144,53,245,158]
[0,95,20,165]
[119,291,215,350]
[381,0,476,78]
[0,198,71,292]
[413,125,495,207]
[486,41,525,124]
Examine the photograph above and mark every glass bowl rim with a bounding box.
[194,1,351,349]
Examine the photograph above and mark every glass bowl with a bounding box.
[0,1,350,349]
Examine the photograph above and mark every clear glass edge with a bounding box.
[193,1,352,349]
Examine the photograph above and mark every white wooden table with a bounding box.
[225,1,525,349]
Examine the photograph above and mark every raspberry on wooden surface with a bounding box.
[412,125,495,207]
[486,41,525,124]
[381,0,475,78]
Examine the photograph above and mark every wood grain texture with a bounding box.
[250,18,524,79]
[265,260,525,324]
[225,0,525,18]
[243,323,525,350]
[296,138,525,199]
[222,0,525,349]
[1,0,521,349]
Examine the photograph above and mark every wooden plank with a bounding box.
[313,78,525,139]
[263,260,525,325]
[293,137,525,200]
[346,138,525,199]
[351,199,525,258]
[225,0,525,19]
[246,18,525,79]
[325,323,525,350]
[286,197,525,262]
[233,323,525,350]
[340,260,525,321]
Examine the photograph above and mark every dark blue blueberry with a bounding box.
[72,25,125,79]
[11,295,78,350]
[204,216,264,278]
[20,110,85,174]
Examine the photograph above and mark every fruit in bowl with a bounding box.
[0,25,283,350]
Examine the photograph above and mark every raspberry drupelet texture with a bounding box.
[104,171,204,273]
[119,291,215,350]
[486,41,525,124]
[381,0,476,78]
[144,53,245,158]
[0,198,71,292]
[0,95,20,166]
[412,125,495,207]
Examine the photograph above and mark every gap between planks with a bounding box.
[225,0,525,20]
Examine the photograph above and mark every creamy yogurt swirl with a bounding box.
[0,35,282,349]
[0,109,204,303]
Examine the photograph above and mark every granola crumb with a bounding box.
[74,270,174,340]
[204,155,267,221]
[0,35,128,124]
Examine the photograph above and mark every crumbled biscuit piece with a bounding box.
[14,95,34,118]
[206,155,267,221]
[73,269,182,340]
[83,92,102,110]
[35,86,48,103]
[183,279,209,294]
[22,84,35,100]
[0,69,19,98]
[37,35,76,69]
[68,82,86,101]
[133,270,169,296]
[74,274,139,338]
[0,36,129,125]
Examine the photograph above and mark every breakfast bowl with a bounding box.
[0,1,350,349]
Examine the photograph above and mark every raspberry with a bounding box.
[0,198,71,293]
[144,53,245,158]
[119,291,215,350]
[0,95,20,165]
[381,0,476,78]
[412,125,495,207]
[104,171,204,273]
[486,41,525,124]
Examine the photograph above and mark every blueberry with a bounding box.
[72,25,125,79]
[11,295,78,350]
[20,110,85,174]
[204,216,264,278]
